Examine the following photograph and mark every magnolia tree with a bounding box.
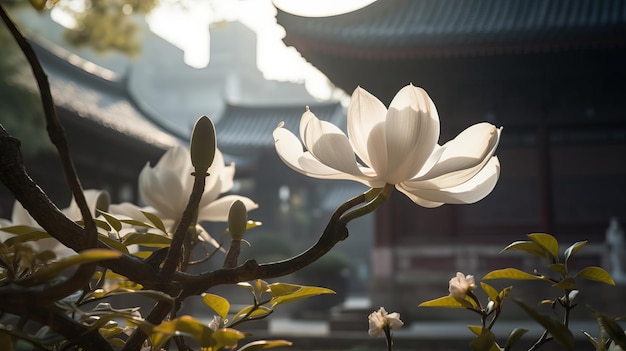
[0,5,624,351]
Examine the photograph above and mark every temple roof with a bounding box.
[25,37,183,149]
[277,0,626,59]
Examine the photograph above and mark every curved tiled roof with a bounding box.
[26,37,183,149]
[276,0,626,58]
[215,102,345,153]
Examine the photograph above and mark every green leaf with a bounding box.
[480,282,499,303]
[0,225,46,235]
[514,299,575,350]
[237,340,293,351]
[122,233,171,248]
[548,263,568,277]
[504,328,528,351]
[528,233,559,262]
[213,328,246,350]
[596,313,626,350]
[267,283,301,297]
[141,211,168,234]
[418,296,475,309]
[87,288,173,304]
[17,249,122,286]
[468,327,497,351]
[119,219,155,229]
[152,316,215,347]
[482,268,540,281]
[501,240,548,260]
[564,241,587,264]
[497,286,513,304]
[98,210,123,232]
[580,330,599,351]
[232,305,272,323]
[269,285,335,308]
[97,234,129,254]
[2,230,51,247]
[76,219,112,232]
[575,267,615,285]
[552,277,575,290]
[202,293,230,319]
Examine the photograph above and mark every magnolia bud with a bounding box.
[190,116,216,172]
[228,200,248,240]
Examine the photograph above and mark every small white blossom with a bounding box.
[449,272,476,299]
[368,307,403,337]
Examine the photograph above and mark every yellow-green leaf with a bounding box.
[17,249,122,286]
[0,225,44,235]
[237,340,293,351]
[482,268,540,281]
[2,230,50,247]
[202,293,230,319]
[501,240,548,260]
[548,263,568,277]
[564,241,587,264]
[141,211,167,234]
[213,328,245,350]
[575,266,615,285]
[528,233,559,262]
[123,233,171,248]
[468,327,497,351]
[504,328,528,351]
[232,305,272,323]
[97,234,129,254]
[515,300,575,351]
[552,277,575,290]
[418,296,474,309]
[497,286,513,304]
[269,286,335,307]
[267,283,301,297]
[97,210,123,232]
[596,312,626,350]
[480,282,498,303]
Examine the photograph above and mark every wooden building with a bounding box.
[276,0,626,315]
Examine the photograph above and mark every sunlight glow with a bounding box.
[273,0,377,17]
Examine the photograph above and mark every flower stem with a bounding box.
[338,183,394,226]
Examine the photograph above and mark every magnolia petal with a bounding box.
[384,85,440,183]
[198,195,258,222]
[273,126,373,185]
[395,185,444,208]
[301,111,364,176]
[411,123,501,185]
[218,162,236,193]
[11,201,40,228]
[64,189,110,221]
[403,157,500,204]
[108,202,147,221]
[139,164,186,220]
[347,86,388,172]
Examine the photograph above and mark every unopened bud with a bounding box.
[228,200,247,240]
[190,116,216,172]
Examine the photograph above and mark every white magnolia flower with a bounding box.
[449,272,476,299]
[0,189,109,257]
[368,307,403,337]
[273,84,501,207]
[110,146,257,229]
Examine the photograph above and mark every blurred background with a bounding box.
[1,0,625,349]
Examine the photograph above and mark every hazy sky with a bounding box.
[146,0,376,99]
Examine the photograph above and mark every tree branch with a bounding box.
[0,4,96,245]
